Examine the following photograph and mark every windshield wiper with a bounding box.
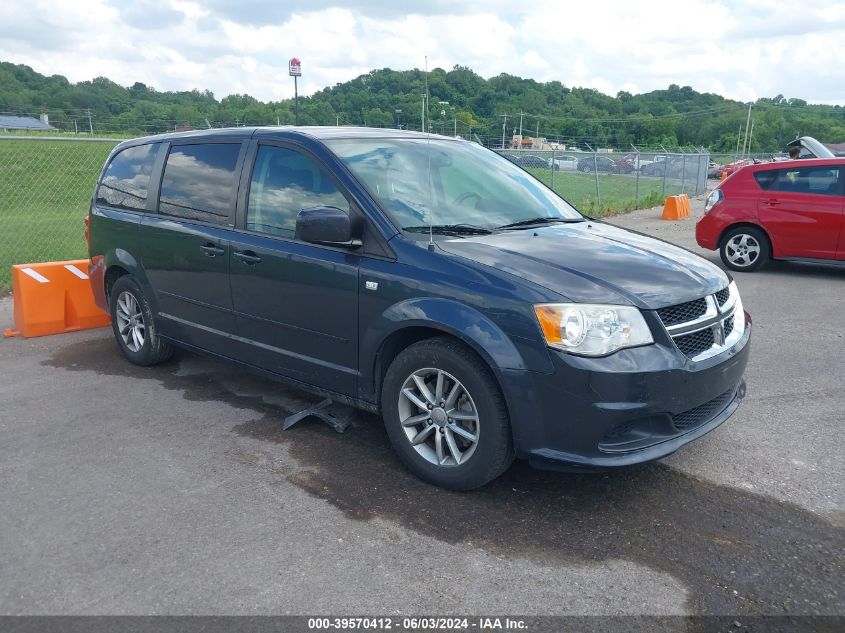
[403,224,493,236]
[496,217,585,230]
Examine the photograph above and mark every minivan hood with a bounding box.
[438,221,728,309]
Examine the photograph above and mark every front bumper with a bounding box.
[503,316,751,471]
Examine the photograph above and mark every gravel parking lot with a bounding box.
[1,199,843,618]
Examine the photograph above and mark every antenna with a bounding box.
[425,56,435,251]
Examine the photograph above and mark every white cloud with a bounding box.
[0,0,843,104]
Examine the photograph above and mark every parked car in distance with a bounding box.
[577,155,615,173]
[697,158,845,271]
[707,161,722,179]
[640,158,668,177]
[513,154,550,169]
[715,158,754,179]
[549,154,579,171]
[89,127,751,490]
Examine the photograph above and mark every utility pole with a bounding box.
[501,114,508,149]
[741,102,752,157]
[735,124,742,161]
[519,111,524,139]
[453,117,456,137]
[86,108,93,134]
[748,119,754,155]
[337,114,340,126]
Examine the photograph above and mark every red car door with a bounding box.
[757,164,844,259]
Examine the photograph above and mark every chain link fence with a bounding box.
[0,135,711,294]
[494,148,710,215]
[0,136,121,292]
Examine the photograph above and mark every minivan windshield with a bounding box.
[325,138,582,232]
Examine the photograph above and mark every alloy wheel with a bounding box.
[397,368,480,467]
[115,291,145,353]
[725,234,760,268]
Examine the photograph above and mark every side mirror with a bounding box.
[295,206,361,248]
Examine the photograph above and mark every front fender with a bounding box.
[360,297,529,403]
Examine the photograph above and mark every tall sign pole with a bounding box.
[289,57,302,125]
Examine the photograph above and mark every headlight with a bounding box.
[728,281,745,334]
[534,303,654,356]
[704,189,723,214]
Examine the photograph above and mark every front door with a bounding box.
[757,164,843,259]
[141,140,245,356]
[228,143,360,397]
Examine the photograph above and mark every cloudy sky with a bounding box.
[2,0,844,104]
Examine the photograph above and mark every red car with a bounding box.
[717,158,754,179]
[696,158,845,271]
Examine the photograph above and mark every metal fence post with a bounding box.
[551,148,555,192]
[661,155,668,199]
[680,153,687,194]
[632,144,640,208]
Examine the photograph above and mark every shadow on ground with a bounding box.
[45,338,844,618]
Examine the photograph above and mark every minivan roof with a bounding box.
[121,126,458,147]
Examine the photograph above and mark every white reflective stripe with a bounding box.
[21,268,50,284]
[64,264,89,280]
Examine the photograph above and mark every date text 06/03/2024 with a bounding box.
[307,617,528,630]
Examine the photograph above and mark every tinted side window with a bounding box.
[96,143,159,211]
[766,166,841,196]
[754,170,778,190]
[158,143,241,224]
[246,145,349,238]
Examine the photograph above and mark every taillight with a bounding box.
[84,215,90,246]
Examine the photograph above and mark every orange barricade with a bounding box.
[662,195,691,221]
[679,193,691,218]
[3,260,111,338]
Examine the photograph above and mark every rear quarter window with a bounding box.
[96,143,160,211]
[753,170,778,190]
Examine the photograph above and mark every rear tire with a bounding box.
[720,226,770,272]
[381,336,514,490]
[109,276,173,366]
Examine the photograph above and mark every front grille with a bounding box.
[657,298,707,326]
[672,388,736,430]
[674,327,715,358]
[723,315,734,338]
[715,287,730,307]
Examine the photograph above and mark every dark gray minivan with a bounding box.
[88,127,751,489]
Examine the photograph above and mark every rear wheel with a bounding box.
[381,337,514,490]
[109,276,173,366]
[720,226,770,272]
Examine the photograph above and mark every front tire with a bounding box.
[109,276,173,366]
[381,337,514,490]
[720,226,769,272]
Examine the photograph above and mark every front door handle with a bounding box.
[200,243,225,257]
[234,250,262,265]
[765,199,780,206]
